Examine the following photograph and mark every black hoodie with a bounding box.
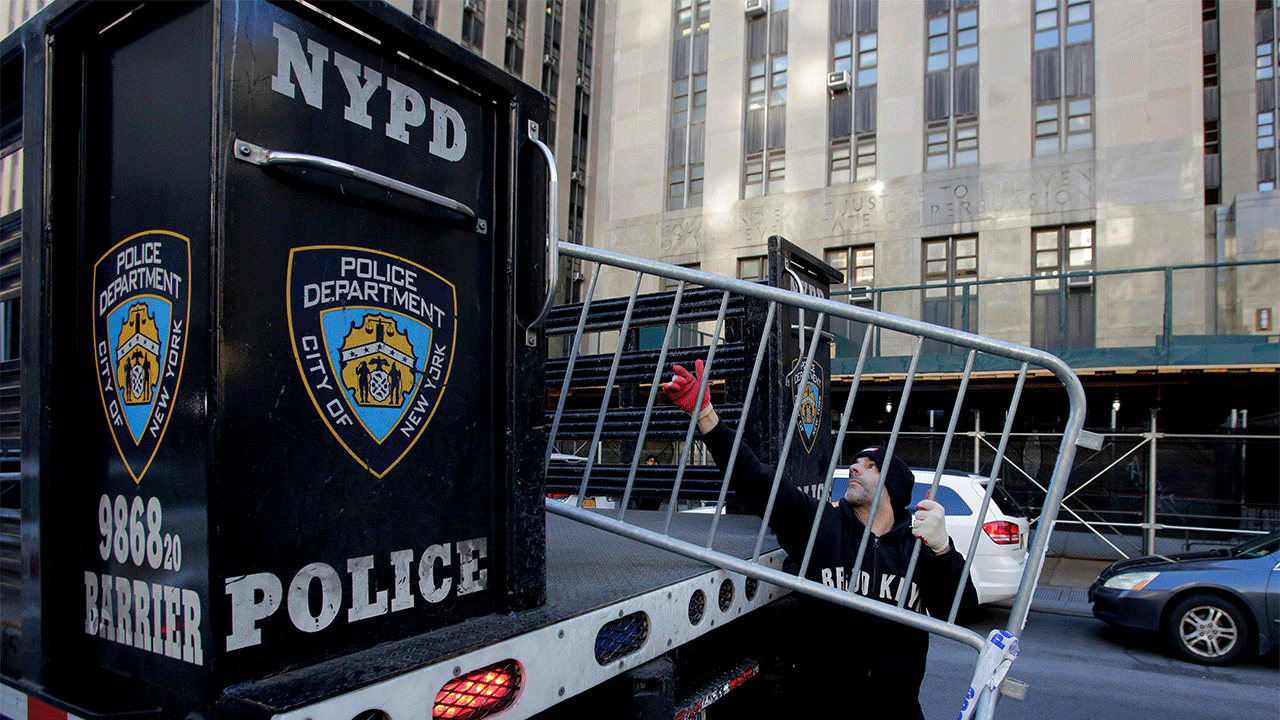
[701,421,978,719]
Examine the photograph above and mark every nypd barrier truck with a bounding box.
[1,2,1091,718]
[0,2,808,718]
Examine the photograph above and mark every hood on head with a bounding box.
[852,445,913,524]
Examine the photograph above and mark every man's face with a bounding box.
[843,456,881,506]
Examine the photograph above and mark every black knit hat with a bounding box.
[852,446,914,522]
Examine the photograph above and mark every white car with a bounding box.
[829,467,1030,605]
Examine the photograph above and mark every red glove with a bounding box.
[662,360,712,417]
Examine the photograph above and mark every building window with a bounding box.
[541,0,564,144]
[744,0,787,198]
[825,246,875,302]
[1032,225,1095,350]
[413,0,439,28]
[924,1,979,171]
[738,255,768,282]
[744,153,764,199]
[504,0,527,75]
[668,0,710,210]
[825,245,874,349]
[1256,1,1278,190]
[743,147,785,200]
[922,235,978,353]
[830,0,879,185]
[567,0,594,246]
[1032,0,1094,155]
[1203,0,1221,205]
[462,0,486,53]
[830,139,852,185]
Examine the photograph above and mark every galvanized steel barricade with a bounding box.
[540,242,1092,720]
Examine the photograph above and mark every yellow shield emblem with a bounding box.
[338,314,419,409]
[115,302,163,407]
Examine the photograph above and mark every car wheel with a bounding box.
[1165,593,1250,665]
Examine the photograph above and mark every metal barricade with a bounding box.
[541,242,1091,719]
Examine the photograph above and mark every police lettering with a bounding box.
[301,255,446,324]
[270,22,468,158]
[223,537,489,651]
[98,241,183,316]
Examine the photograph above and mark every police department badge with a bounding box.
[788,358,825,453]
[287,246,456,477]
[92,230,191,483]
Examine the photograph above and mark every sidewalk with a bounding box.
[1019,555,1112,616]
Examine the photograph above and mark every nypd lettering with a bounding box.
[92,231,191,483]
[270,22,468,158]
[288,247,457,477]
[223,537,489,652]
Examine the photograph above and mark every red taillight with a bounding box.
[434,659,523,719]
[983,521,1021,545]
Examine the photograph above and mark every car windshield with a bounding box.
[1232,531,1280,559]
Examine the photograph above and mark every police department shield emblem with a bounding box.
[788,358,825,453]
[92,231,191,483]
[287,246,456,477]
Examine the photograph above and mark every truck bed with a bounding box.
[221,509,780,714]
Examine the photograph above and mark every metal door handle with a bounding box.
[233,139,477,220]
[524,121,559,346]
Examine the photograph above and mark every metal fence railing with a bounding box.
[539,242,1092,720]
[827,259,1280,367]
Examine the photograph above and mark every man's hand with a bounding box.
[662,359,712,418]
[912,498,951,554]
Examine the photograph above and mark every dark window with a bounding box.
[1031,225,1095,350]
[922,235,978,353]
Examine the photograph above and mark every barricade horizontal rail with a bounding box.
[543,241,1088,719]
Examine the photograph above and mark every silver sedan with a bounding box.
[1088,530,1280,665]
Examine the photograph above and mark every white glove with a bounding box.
[912,498,950,554]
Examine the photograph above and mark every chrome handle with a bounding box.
[523,120,559,347]
[233,139,478,221]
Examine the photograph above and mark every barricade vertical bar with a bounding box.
[897,349,977,608]
[577,273,645,505]
[850,336,924,582]
[664,292,731,535]
[706,301,778,548]
[799,323,874,577]
[618,281,687,522]
[544,263,602,468]
[752,312,828,563]
[951,363,1029,623]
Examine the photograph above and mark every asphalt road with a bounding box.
[918,605,1279,720]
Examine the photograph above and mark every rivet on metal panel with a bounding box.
[476,218,487,234]
[558,687,566,697]
[558,629,564,639]
[453,666,461,676]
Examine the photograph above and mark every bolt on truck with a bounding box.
[0,2,1091,719]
